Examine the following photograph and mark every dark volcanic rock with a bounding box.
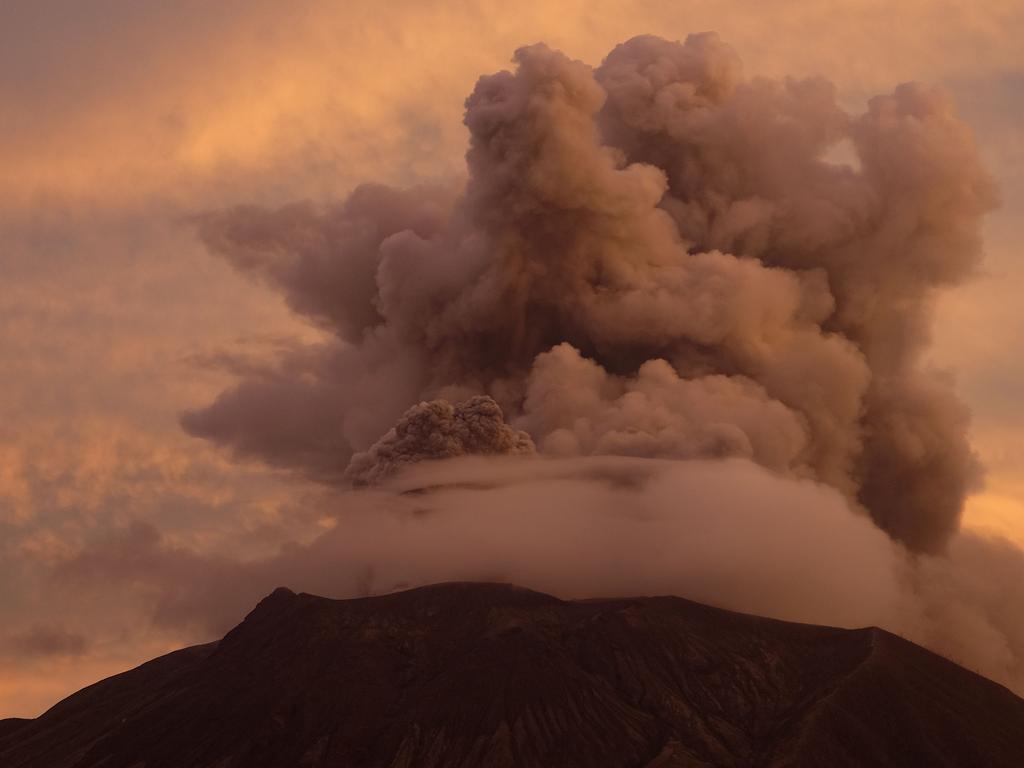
[2,582,1022,767]
[0,718,30,740]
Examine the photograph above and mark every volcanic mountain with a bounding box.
[2,582,1022,767]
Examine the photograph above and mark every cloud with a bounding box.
[188,34,996,552]
[56,456,1024,695]
[2,0,1022,720]
[345,396,534,486]
[2,626,88,660]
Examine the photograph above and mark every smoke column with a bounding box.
[185,33,996,553]
[141,36,1024,692]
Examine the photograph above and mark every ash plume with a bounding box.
[345,396,534,486]
[185,33,997,552]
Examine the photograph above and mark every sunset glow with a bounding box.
[2,0,1023,720]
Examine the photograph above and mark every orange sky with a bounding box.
[1,0,1022,717]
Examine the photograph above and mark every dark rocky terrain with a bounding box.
[2,582,1023,767]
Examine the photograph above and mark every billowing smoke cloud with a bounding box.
[185,32,997,553]
[345,396,534,485]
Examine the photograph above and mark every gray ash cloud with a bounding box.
[184,33,997,552]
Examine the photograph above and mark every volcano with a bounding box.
[2,582,1022,767]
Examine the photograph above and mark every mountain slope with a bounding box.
[2,582,1022,767]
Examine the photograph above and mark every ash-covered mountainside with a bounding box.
[2,582,1023,767]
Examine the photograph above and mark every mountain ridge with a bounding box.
[2,582,1022,767]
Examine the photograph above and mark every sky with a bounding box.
[2,0,1023,717]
